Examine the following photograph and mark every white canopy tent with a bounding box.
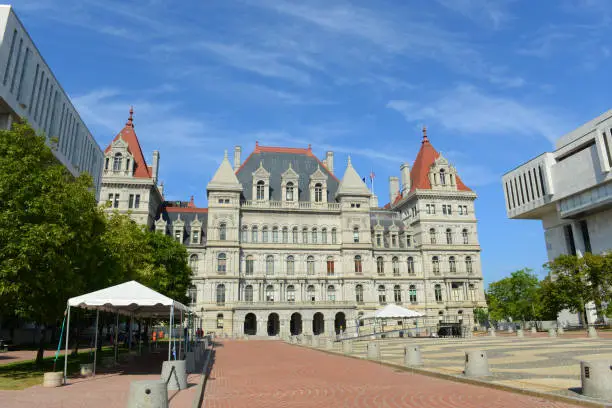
[64,281,190,383]
[362,304,424,320]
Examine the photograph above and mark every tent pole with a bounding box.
[63,305,71,384]
[128,314,132,351]
[114,313,119,363]
[168,305,173,361]
[178,309,183,360]
[93,310,99,376]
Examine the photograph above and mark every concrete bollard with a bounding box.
[580,360,612,401]
[507,326,514,334]
[366,342,380,360]
[342,341,353,354]
[516,329,524,338]
[161,360,188,390]
[404,345,423,367]
[488,328,496,337]
[531,327,537,334]
[464,350,491,377]
[43,372,64,387]
[186,352,196,373]
[588,326,598,338]
[557,326,564,335]
[548,328,557,338]
[80,363,93,377]
[126,379,168,408]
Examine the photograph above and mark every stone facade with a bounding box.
[100,117,487,337]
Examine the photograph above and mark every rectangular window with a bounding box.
[246,258,254,275]
[192,230,199,243]
[134,195,140,209]
[391,235,397,247]
[579,220,592,254]
[28,64,40,114]
[538,166,546,195]
[128,194,134,209]
[426,204,431,214]
[376,234,382,247]
[442,205,447,215]
[331,229,337,244]
[431,204,436,214]
[113,194,119,208]
[107,193,113,206]
[406,235,411,247]
[603,130,612,168]
[2,30,17,85]
[447,205,452,215]
[10,39,23,94]
[564,224,576,256]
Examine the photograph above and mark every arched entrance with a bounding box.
[290,313,302,335]
[267,313,280,336]
[244,313,257,335]
[313,312,325,335]
[334,312,346,334]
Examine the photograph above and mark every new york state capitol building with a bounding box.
[99,110,486,337]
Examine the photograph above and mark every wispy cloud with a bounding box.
[387,85,571,143]
[434,0,515,29]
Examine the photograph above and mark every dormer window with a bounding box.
[192,230,200,244]
[314,183,323,202]
[286,182,294,201]
[440,169,446,185]
[113,153,122,172]
[256,180,265,200]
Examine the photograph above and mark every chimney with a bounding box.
[152,150,160,183]
[400,162,411,196]
[325,151,334,174]
[389,176,399,204]
[234,146,241,170]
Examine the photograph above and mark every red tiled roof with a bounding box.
[409,127,471,193]
[104,107,152,179]
[165,207,208,213]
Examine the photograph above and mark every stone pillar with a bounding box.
[464,350,490,377]
[516,329,524,338]
[580,360,612,400]
[325,319,335,336]
[257,318,265,336]
[303,319,313,335]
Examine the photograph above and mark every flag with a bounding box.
[362,177,366,182]
[369,171,375,180]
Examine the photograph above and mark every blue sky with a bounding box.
[14,0,612,285]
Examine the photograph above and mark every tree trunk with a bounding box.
[35,326,46,366]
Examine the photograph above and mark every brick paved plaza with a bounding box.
[203,339,583,408]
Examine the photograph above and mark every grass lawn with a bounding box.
[0,347,126,390]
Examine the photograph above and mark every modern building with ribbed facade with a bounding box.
[0,5,103,195]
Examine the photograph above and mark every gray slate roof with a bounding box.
[158,209,208,246]
[236,151,340,201]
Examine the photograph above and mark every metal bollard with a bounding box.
[366,342,380,360]
[126,379,168,408]
[404,345,423,367]
[464,350,491,377]
[580,360,612,401]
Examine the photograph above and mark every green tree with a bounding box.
[486,268,541,326]
[0,122,106,364]
[473,307,489,326]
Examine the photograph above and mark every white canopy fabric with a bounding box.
[68,280,189,317]
[362,304,424,320]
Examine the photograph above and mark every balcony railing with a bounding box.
[234,300,356,308]
[241,200,341,211]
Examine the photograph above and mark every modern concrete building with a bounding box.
[502,109,612,324]
[0,5,103,195]
[101,113,487,337]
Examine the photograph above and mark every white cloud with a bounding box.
[434,0,514,29]
[387,85,570,143]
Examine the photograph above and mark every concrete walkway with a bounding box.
[203,340,581,408]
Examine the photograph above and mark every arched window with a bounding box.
[355,285,364,303]
[434,284,443,302]
[292,227,298,243]
[327,285,336,302]
[256,180,265,200]
[189,254,198,273]
[326,256,334,276]
[354,255,363,274]
[241,226,248,242]
[287,285,295,302]
[217,253,227,274]
[321,228,327,244]
[353,227,360,243]
[331,228,337,244]
[462,229,469,244]
[262,226,269,243]
[266,255,274,275]
[312,227,318,243]
[286,182,294,201]
[465,256,473,274]
[302,227,308,243]
[265,285,274,302]
[245,285,253,302]
[307,285,315,302]
[409,285,417,303]
[286,255,295,275]
[429,228,436,244]
[407,257,415,275]
[188,285,197,305]
[272,226,279,243]
[219,223,227,241]
[216,313,224,329]
[245,255,254,275]
[306,255,315,275]
[314,183,323,202]
[446,228,452,244]
[376,256,384,275]
[394,285,402,303]
[449,256,457,273]
[432,256,440,275]
[282,227,288,243]
[251,226,258,243]
[113,153,122,172]
[440,169,446,185]
[378,285,386,304]
[216,284,225,305]
[392,256,399,276]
